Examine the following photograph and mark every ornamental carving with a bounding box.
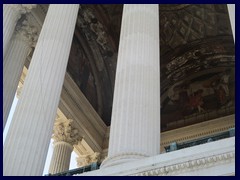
[15,17,39,47]
[76,152,100,167]
[78,7,109,50]
[52,118,82,146]
[131,151,235,176]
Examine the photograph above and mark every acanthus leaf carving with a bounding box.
[76,152,100,167]
[52,118,82,146]
[15,16,39,47]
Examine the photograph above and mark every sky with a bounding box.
[3,95,78,176]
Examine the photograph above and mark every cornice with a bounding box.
[132,151,235,176]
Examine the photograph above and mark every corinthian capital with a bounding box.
[15,19,39,47]
[76,152,100,167]
[52,118,82,146]
[76,155,91,167]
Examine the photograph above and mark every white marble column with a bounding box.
[3,20,38,130]
[101,4,160,168]
[3,4,79,176]
[227,4,235,42]
[49,119,81,174]
[3,4,36,59]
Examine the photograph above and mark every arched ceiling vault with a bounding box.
[66,4,235,131]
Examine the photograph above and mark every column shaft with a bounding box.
[3,36,31,129]
[48,142,73,174]
[227,4,235,42]
[3,4,21,58]
[101,4,160,167]
[3,4,79,176]
[48,118,81,174]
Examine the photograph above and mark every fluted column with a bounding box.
[227,4,235,42]
[3,20,39,130]
[49,119,81,174]
[101,4,160,168]
[3,4,36,59]
[3,4,79,176]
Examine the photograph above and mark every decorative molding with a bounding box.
[78,7,109,50]
[77,156,91,167]
[74,138,101,168]
[76,137,235,176]
[161,125,235,147]
[131,151,235,176]
[90,152,101,162]
[100,115,235,154]
[52,118,82,146]
[77,152,100,167]
[160,115,235,149]
[15,18,39,47]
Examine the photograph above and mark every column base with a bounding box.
[100,152,148,168]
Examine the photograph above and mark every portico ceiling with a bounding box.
[66,4,235,130]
